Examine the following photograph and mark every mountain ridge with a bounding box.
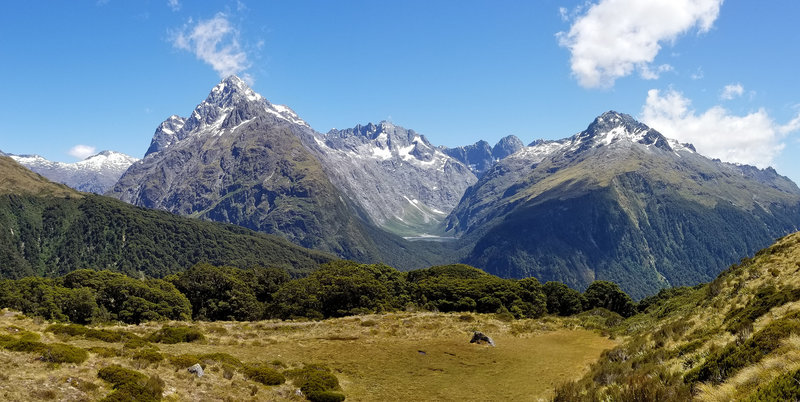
[9,151,138,194]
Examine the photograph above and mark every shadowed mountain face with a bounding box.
[447,112,800,299]
[108,76,451,269]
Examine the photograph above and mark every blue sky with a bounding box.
[2,1,800,182]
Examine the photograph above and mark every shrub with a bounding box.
[200,352,242,367]
[685,314,800,384]
[147,326,204,344]
[41,343,89,363]
[746,367,800,401]
[167,354,202,369]
[3,339,46,353]
[286,365,341,397]
[307,390,346,402]
[123,337,151,350]
[131,348,163,364]
[242,365,285,386]
[98,366,148,388]
[86,329,124,343]
[46,323,88,337]
[88,346,121,358]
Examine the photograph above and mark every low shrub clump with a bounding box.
[88,346,122,358]
[242,365,285,386]
[285,364,344,401]
[97,365,163,402]
[746,366,800,401]
[167,354,202,370]
[685,313,800,385]
[147,326,204,344]
[46,323,88,337]
[41,343,89,363]
[131,348,163,364]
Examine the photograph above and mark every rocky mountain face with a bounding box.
[108,76,448,269]
[300,122,477,236]
[442,135,524,177]
[446,111,800,298]
[9,151,139,194]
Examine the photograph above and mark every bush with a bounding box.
[147,326,204,344]
[746,367,800,401]
[286,364,341,397]
[86,329,125,343]
[123,337,151,350]
[97,366,163,402]
[243,365,285,385]
[167,354,202,369]
[131,348,163,364]
[684,314,800,384]
[307,390,346,402]
[88,346,121,358]
[583,281,636,318]
[46,323,88,337]
[97,365,148,387]
[41,343,88,363]
[200,352,242,367]
[3,339,46,353]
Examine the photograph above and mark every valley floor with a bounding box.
[0,311,615,401]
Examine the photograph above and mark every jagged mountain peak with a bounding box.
[144,77,309,157]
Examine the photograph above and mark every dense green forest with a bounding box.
[0,262,636,324]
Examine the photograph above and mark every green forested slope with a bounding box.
[0,156,333,279]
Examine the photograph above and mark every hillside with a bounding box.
[554,230,800,400]
[0,156,333,278]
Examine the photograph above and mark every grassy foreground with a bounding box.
[0,310,615,401]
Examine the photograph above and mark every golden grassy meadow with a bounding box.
[0,310,615,401]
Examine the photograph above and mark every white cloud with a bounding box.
[720,83,744,100]
[557,0,723,88]
[167,0,180,12]
[172,13,250,78]
[68,145,97,160]
[640,89,800,168]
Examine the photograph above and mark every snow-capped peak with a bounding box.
[9,151,139,194]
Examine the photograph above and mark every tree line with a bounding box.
[0,261,638,324]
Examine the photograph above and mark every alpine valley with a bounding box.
[100,76,800,298]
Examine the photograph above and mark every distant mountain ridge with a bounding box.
[446,111,800,298]
[9,151,138,194]
[441,135,525,177]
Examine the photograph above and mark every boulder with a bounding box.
[469,331,495,346]
[188,363,204,377]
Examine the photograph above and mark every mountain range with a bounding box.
[10,75,800,298]
[9,151,138,194]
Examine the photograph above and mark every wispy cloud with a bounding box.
[68,145,97,160]
[557,0,723,88]
[172,13,250,79]
[167,0,180,12]
[720,83,744,100]
[641,89,800,168]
